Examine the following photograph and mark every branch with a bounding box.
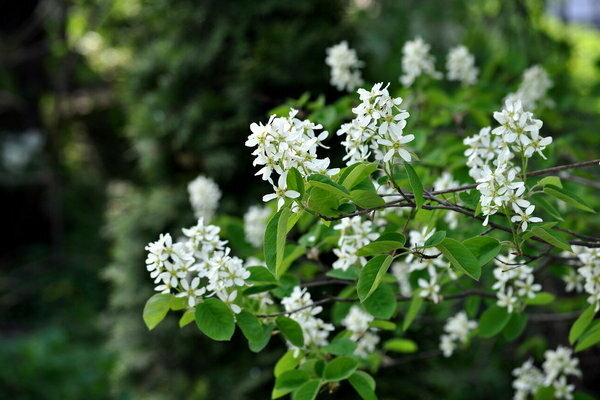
[256,290,496,319]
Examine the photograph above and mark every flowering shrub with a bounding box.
[141,39,600,399]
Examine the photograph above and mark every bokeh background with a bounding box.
[1,0,600,399]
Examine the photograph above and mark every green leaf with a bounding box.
[403,294,423,331]
[363,284,397,319]
[478,305,511,338]
[423,231,446,248]
[503,313,528,341]
[308,174,350,198]
[323,357,359,382]
[465,296,480,319]
[326,266,359,281]
[530,226,572,252]
[532,195,564,222]
[274,350,303,377]
[179,308,195,328]
[170,296,187,311]
[525,292,555,306]
[538,176,562,188]
[384,338,418,353]
[307,187,340,217]
[575,321,600,352]
[570,305,596,344]
[543,184,595,213]
[356,234,406,257]
[275,370,310,391]
[351,190,386,209]
[534,386,556,400]
[264,208,295,278]
[404,163,424,209]
[463,236,502,267]
[264,209,283,275]
[247,266,278,283]
[276,316,304,347]
[195,298,235,341]
[436,238,481,280]
[341,162,379,190]
[143,293,172,330]
[369,320,396,331]
[292,380,321,400]
[249,325,273,353]
[287,167,305,197]
[279,244,306,277]
[237,310,264,344]
[357,255,394,302]
[349,371,377,400]
[459,190,480,209]
[322,338,357,356]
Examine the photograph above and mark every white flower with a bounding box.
[377,122,414,163]
[520,130,552,160]
[262,172,300,210]
[440,334,456,357]
[512,359,545,400]
[176,277,206,307]
[418,278,441,303]
[511,204,543,231]
[553,376,575,400]
[145,217,250,312]
[446,45,478,86]
[439,311,477,357]
[325,41,364,92]
[187,175,221,222]
[332,216,378,271]
[400,37,441,87]
[506,65,553,110]
[342,306,373,336]
[217,290,242,314]
[337,82,413,166]
[281,287,334,348]
[243,205,271,247]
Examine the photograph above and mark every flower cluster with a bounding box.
[246,109,335,209]
[281,287,334,349]
[337,82,414,166]
[506,65,553,110]
[332,216,379,271]
[145,218,250,312]
[492,253,542,313]
[464,100,551,229]
[439,311,477,357]
[563,246,600,311]
[445,45,478,86]
[187,175,221,222]
[342,306,380,357]
[325,41,364,92]
[243,205,272,247]
[512,346,580,400]
[400,37,441,87]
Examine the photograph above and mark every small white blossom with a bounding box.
[400,37,441,87]
[439,311,477,357]
[446,45,478,86]
[505,65,553,110]
[243,205,272,247]
[187,175,221,222]
[325,41,364,92]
